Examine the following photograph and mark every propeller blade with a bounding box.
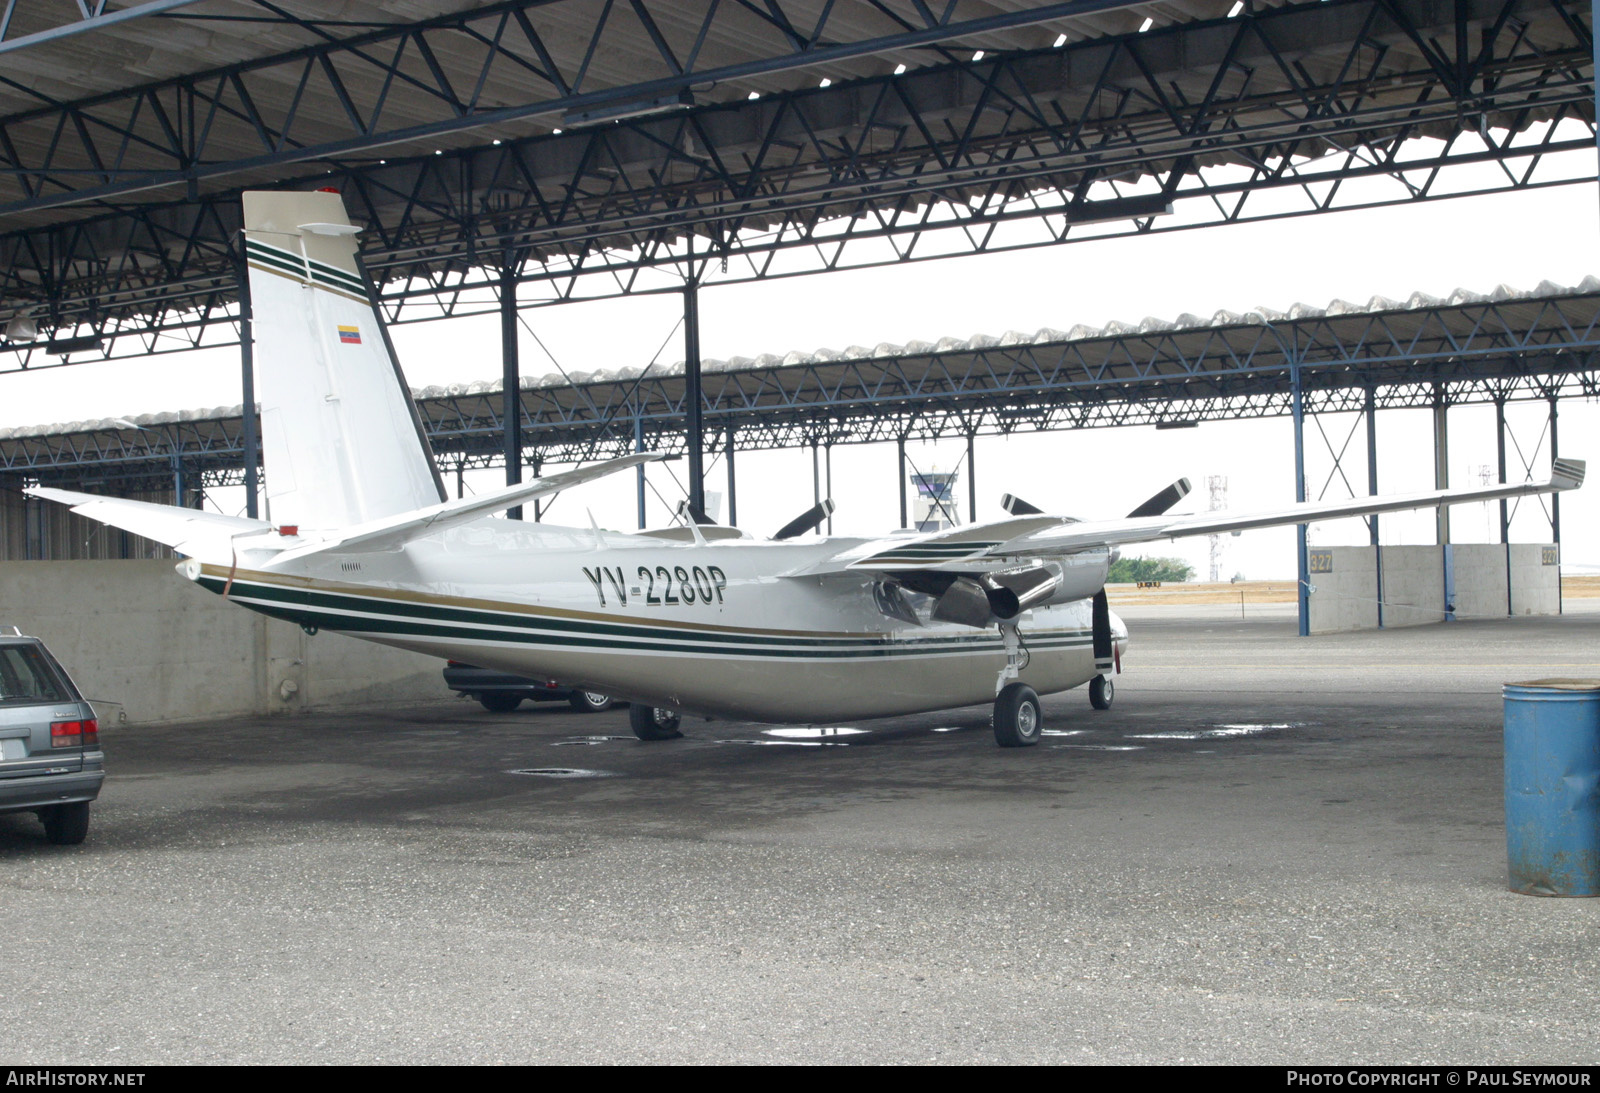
[772,499,835,540]
[1125,478,1192,519]
[1000,493,1044,516]
[1091,588,1114,674]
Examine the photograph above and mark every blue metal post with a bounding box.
[1498,398,1512,616]
[1551,394,1562,615]
[1435,395,1455,621]
[1293,356,1309,637]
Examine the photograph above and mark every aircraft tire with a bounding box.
[568,691,613,713]
[41,802,90,846]
[630,705,684,741]
[993,683,1042,748]
[477,693,523,713]
[1089,675,1114,711]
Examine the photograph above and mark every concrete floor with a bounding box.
[3,605,1599,1064]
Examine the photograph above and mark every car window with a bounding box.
[0,646,69,705]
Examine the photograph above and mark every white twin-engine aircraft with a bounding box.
[30,191,1587,747]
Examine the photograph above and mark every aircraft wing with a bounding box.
[791,458,1585,575]
[999,457,1586,557]
[25,487,273,559]
[273,451,663,559]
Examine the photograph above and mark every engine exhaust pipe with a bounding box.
[983,565,1063,620]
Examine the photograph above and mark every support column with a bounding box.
[683,277,706,522]
[634,415,646,530]
[1434,392,1454,622]
[825,442,834,534]
[456,463,465,500]
[1366,387,1383,629]
[501,265,523,521]
[725,424,737,527]
[172,454,185,509]
[1497,398,1511,616]
[1433,394,1450,545]
[1292,358,1309,638]
[532,455,542,522]
[966,432,977,524]
[897,437,908,529]
[1551,394,1562,615]
[237,258,259,520]
[811,437,820,506]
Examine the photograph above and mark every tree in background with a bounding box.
[1107,555,1195,583]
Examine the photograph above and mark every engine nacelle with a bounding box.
[928,552,1113,628]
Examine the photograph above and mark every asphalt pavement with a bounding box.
[3,605,1599,1064]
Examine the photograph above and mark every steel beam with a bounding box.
[1292,356,1309,638]
[1,0,1594,361]
[236,256,258,520]
[1366,386,1383,629]
[683,275,704,522]
[501,264,522,519]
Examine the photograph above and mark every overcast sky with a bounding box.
[3,131,1596,578]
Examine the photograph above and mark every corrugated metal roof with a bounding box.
[4,274,1595,441]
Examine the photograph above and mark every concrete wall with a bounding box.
[0,560,445,724]
[1307,544,1560,634]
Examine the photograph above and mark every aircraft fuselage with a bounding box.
[188,521,1127,723]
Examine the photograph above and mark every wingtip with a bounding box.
[1553,457,1586,489]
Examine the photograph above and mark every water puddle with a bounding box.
[1127,723,1296,741]
[1053,744,1145,752]
[930,726,966,734]
[550,735,630,747]
[1041,729,1087,738]
[723,739,852,748]
[762,727,869,739]
[506,768,614,779]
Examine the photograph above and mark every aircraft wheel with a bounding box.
[568,691,613,713]
[630,705,683,741]
[1089,675,1114,711]
[477,693,522,713]
[993,683,1042,748]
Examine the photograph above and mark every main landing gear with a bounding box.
[629,705,683,741]
[993,682,1043,748]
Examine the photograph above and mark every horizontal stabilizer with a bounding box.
[276,452,663,558]
[26,488,273,561]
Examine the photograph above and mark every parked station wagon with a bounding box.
[0,629,103,844]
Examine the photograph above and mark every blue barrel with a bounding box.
[1504,680,1600,897]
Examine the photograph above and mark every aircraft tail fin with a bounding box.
[242,190,445,532]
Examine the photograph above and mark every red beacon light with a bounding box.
[278,525,299,536]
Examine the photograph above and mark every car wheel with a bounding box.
[477,693,523,713]
[568,691,613,713]
[41,802,90,845]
